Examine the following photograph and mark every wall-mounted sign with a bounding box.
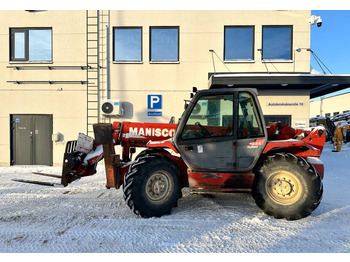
[295,121,307,128]
[148,95,162,109]
[148,112,162,117]
[148,95,162,116]
[267,102,304,107]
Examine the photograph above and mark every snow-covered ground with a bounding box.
[0,142,349,253]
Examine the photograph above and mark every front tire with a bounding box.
[252,153,323,220]
[123,154,182,218]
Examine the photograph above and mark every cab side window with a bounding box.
[238,92,264,139]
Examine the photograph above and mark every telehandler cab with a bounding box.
[14,87,325,220]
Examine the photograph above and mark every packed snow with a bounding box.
[0,142,349,253]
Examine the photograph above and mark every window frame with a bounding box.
[10,27,53,63]
[149,26,180,63]
[224,25,255,62]
[113,26,143,63]
[262,25,293,61]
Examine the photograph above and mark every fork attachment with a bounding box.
[12,140,80,187]
[12,170,64,187]
[61,140,85,187]
[12,178,63,187]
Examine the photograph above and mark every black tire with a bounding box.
[134,148,170,161]
[252,153,323,220]
[123,154,182,218]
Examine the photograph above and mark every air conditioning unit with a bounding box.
[192,101,208,116]
[101,99,124,116]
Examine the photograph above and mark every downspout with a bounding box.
[106,25,111,100]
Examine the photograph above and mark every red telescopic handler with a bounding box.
[13,87,325,220]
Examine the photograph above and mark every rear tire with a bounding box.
[123,154,182,218]
[252,153,323,220]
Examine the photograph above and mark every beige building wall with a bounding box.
[0,10,87,165]
[107,10,311,125]
[259,89,310,127]
[310,92,350,118]
[0,10,312,166]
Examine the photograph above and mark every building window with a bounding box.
[114,27,142,62]
[150,27,179,62]
[333,112,339,116]
[325,113,331,117]
[262,26,292,60]
[224,26,254,61]
[10,28,52,62]
[264,115,291,126]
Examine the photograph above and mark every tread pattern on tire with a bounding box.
[123,153,182,218]
[252,153,323,220]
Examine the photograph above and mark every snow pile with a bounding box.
[0,142,349,253]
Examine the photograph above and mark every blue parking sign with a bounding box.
[148,95,162,109]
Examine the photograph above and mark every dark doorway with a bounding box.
[10,114,53,165]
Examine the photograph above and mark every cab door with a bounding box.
[174,90,236,172]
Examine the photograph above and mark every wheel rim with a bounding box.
[145,171,174,204]
[266,170,302,205]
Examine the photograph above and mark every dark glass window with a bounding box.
[114,27,142,62]
[238,92,264,139]
[224,26,254,60]
[262,26,292,60]
[150,27,179,62]
[264,115,291,126]
[10,28,52,62]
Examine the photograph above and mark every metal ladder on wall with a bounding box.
[86,10,110,136]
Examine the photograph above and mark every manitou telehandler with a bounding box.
[14,87,325,220]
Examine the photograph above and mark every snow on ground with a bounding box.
[0,142,349,253]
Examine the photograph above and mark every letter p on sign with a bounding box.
[148,95,162,109]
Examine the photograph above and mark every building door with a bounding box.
[11,114,53,166]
